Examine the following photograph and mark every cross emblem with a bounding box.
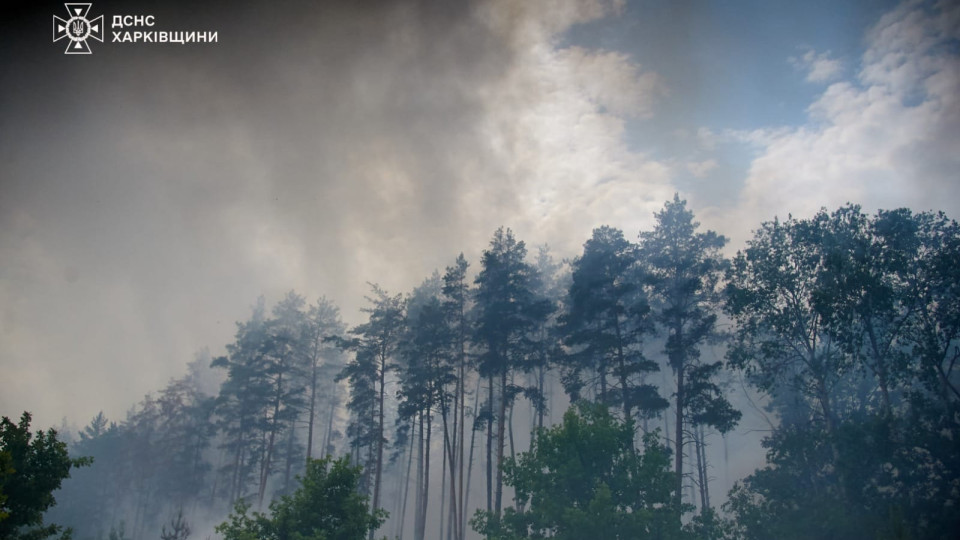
[53,3,104,54]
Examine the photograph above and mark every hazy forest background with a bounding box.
[5,196,958,540]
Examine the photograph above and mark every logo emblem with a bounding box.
[53,3,104,54]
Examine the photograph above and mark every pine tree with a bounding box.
[441,254,471,540]
[473,228,552,517]
[639,195,738,519]
[562,226,667,427]
[303,297,346,462]
[397,275,452,540]
[212,298,275,505]
[256,292,310,505]
[336,284,404,533]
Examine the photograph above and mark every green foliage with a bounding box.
[396,274,454,429]
[334,284,404,502]
[474,227,555,514]
[0,448,12,523]
[0,412,90,540]
[561,226,666,419]
[639,195,738,516]
[213,292,346,506]
[471,404,685,540]
[724,206,960,540]
[474,228,553,382]
[216,456,386,540]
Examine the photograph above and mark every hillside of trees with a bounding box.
[4,196,958,539]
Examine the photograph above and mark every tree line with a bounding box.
[4,196,957,539]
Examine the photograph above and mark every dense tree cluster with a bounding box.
[471,404,681,540]
[215,456,384,540]
[31,197,959,540]
[724,205,960,539]
[0,412,89,539]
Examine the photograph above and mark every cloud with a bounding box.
[696,127,719,151]
[686,159,719,178]
[732,0,960,245]
[790,49,844,83]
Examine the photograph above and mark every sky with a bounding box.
[1,0,958,434]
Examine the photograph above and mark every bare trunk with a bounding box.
[230,431,243,504]
[321,397,336,456]
[674,363,684,518]
[614,315,633,425]
[457,346,467,540]
[414,411,425,540]
[398,419,416,540]
[371,350,386,540]
[464,377,482,540]
[421,407,433,539]
[537,364,545,431]
[306,327,322,462]
[495,370,507,516]
[440,430,447,540]
[599,361,608,404]
[441,379,461,540]
[282,419,296,495]
[508,400,516,465]
[486,375,494,513]
[694,425,710,513]
[306,360,318,462]
[259,366,285,506]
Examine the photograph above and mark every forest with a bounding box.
[2,195,959,540]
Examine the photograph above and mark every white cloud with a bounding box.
[732,0,960,246]
[790,49,843,83]
[687,159,719,178]
[697,127,719,151]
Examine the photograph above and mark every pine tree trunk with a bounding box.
[259,365,284,506]
[464,376,482,540]
[441,381,461,540]
[674,363,684,519]
[599,361,608,404]
[322,397,336,456]
[414,411,425,540]
[230,430,243,503]
[614,315,633,424]
[508,399,516,465]
[457,312,467,540]
[306,322,323,462]
[486,375,494,513]
[697,425,710,512]
[371,348,387,540]
[421,407,433,540]
[440,431,447,540]
[449,375,460,540]
[495,370,507,516]
[398,418,415,540]
[282,419,296,495]
[537,363,545,431]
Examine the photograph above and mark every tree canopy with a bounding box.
[216,455,386,540]
[0,412,89,540]
[472,404,683,540]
